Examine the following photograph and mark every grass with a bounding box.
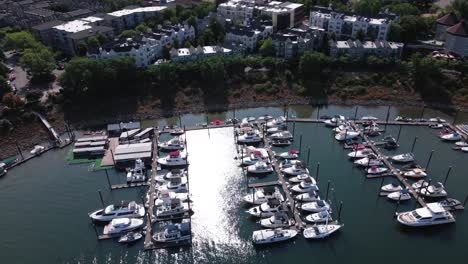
[66,147,114,171]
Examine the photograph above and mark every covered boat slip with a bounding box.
[72,146,106,159]
[113,142,153,168]
[74,140,108,148]
[107,121,141,137]
[119,129,142,142]
[76,135,108,143]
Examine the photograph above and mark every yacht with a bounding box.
[397,202,455,227]
[295,190,320,202]
[158,177,188,193]
[155,169,186,183]
[279,159,302,169]
[246,199,282,218]
[275,150,299,160]
[411,180,430,190]
[118,232,143,243]
[324,115,345,127]
[392,153,415,163]
[157,150,188,167]
[289,173,313,183]
[455,141,468,147]
[271,139,292,147]
[126,159,146,183]
[367,166,388,175]
[301,200,330,213]
[429,123,444,129]
[291,178,319,193]
[388,189,411,201]
[239,146,268,159]
[269,131,293,141]
[266,126,287,135]
[303,224,343,239]
[439,198,462,210]
[281,164,309,176]
[153,219,191,243]
[361,116,378,121]
[259,212,294,228]
[335,130,360,141]
[381,182,402,193]
[440,132,462,141]
[461,147,468,152]
[252,229,297,245]
[103,218,144,235]
[247,161,273,174]
[348,148,373,159]
[305,210,332,223]
[237,130,262,144]
[333,124,353,133]
[155,199,189,217]
[419,182,448,198]
[158,137,185,151]
[354,155,383,167]
[155,189,189,207]
[89,201,145,222]
[243,187,284,205]
[170,128,185,136]
[242,151,269,166]
[383,136,399,150]
[266,116,286,128]
[403,168,427,179]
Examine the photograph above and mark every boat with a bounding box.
[403,168,427,179]
[429,117,446,123]
[89,201,145,222]
[252,229,297,244]
[157,150,188,167]
[269,131,293,140]
[246,199,282,218]
[158,137,185,151]
[266,116,286,128]
[158,177,188,193]
[429,123,444,129]
[237,130,262,144]
[103,218,144,235]
[461,147,468,152]
[354,155,383,167]
[153,219,191,243]
[281,164,309,176]
[247,161,274,174]
[367,166,388,175]
[291,178,319,193]
[30,145,45,155]
[241,151,269,166]
[391,153,414,163]
[347,148,373,159]
[335,130,360,141]
[397,202,455,227]
[412,180,430,190]
[0,163,6,177]
[381,182,402,193]
[419,182,448,198]
[155,198,189,217]
[333,124,354,133]
[305,210,332,223]
[383,136,399,150]
[301,200,330,212]
[170,128,184,136]
[440,132,462,141]
[439,198,462,210]
[155,169,186,183]
[455,141,468,147]
[388,188,411,201]
[295,190,320,202]
[324,115,345,127]
[239,146,268,158]
[275,150,299,160]
[289,173,314,183]
[126,159,146,183]
[279,159,302,169]
[118,232,143,243]
[243,187,284,205]
[259,212,294,228]
[303,223,342,239]
[271,139,292,147]
[266,126,287,135]
[155,189,189,206]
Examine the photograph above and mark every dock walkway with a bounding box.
[143,135,159,250]
[34,112,62,145]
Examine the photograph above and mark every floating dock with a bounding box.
[248,180,281,188]
[110,182,149,190]
[143,135,159,250]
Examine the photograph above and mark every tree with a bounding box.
[19,47,56,80]
[5,32,41,51]
[353,0,382,16]
[0,75,11,97]
[200,28,215,45]
[384,3,420,16]
[136,23,149,33]
[449,0,468,20]
[119,30,138,38]
[86,37,100,50]
[2,92,24,109]
[259,38,275,57]
[388,22,403,42]
[299,51,331,81]
[390,15,431,43]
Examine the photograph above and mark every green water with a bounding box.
[1,105,467,263]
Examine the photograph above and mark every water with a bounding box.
[1,105,467,263]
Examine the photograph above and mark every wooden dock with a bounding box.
[143,135,159,250]
[288,118,440,126]
[110,182,149,190]
[248,180,280,188]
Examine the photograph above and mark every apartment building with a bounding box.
[329,39,404,60]
[273,27,324,58]
[170,45,233,63]
[225,23,273,51]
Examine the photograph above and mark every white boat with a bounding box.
[354,155,383,167]
[266,116,286,128]
[0,163,7,177]
[303,224,342,239]
[241,151,269,166]
[455,141,468,147]
[301,200,330,212]
[305,210,332,223]
[170,128,185,136]
[103,218,144,235]
[259,213,294,228]
[392,153,415,163]
[270,131,293,140]
[429,123,444,129]
[289,173,313,183]
[388,189,411,201]
[153,219,191,243]
[279,159,302,169]
[412,180,430,190]
[440,132,461,141]
[271,139,292,147]
[252,228,297,244]
[247,161,273,174]
[246,199,282,218]
[419,182,448,198]
[333,124,353,133]
[397,202,455,227]
[266,126,286,135]
[30,145,45,155]
[118,232,143,243]
[157,150,188,167]
[291,178,319,193]
[155,169,186,183]
[155,199,189,217]
[461,147,468,152]
[295,190,320,202]
[335,130,360,141]
[367,166,388,175]
[324,115,345,127]
[243,187,284,205]
[348,148,373,159]
[381,182,402,192]
[158,137,184,151]
[237,130,262,144]
[403,168,427,179]
[89,201,145,222]
[361,116,378,121]
[158,177,188,193]
[126,159,146,183]
[281,164,309,176]
[155,189,189,206]
[239,146,268,159]
[275,150,299,160]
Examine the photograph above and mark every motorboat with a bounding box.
[361,116,378,121]
[266,126,287,135]
[275,150,299,160]
[367,166,388,175]
[158,177,188,193]
[439,198,462,210]
[158,137,184,151]
[157,150,188,167]
[354,155,383,167]
[403,168,427,179]
[305,210,332,223]
[335,130,360,141]
[419,182,448,198]
[30,145,45,155]
[239,146,268,159]
[303,224,342,239]
[259,212,294,228]
[155,189,189,206]
[153,219,191,243]
[324,115,345,127]
[279,159,302,169]
[455,141,468,147]
[301,200,330,212]
[118,232,143,243]
[103,218,144,235]
[291,178,319,193]
[243,187,284,205]
[397,202,455,227]
[270,131,293,141]
[237,130,262,144]
[333,124,354,133]
[242,151,269,166]
[252,229,297,245]
[441,132,462,141]
[295,190,320,202]
[246,199,282,218]
[169,128,184,136]
[347,148,373,159]
[271,139,292,147]
[0,163,7,177]
[89,201,145,222]
[266,116,286,128]
[388,188,411,201]
[281,164,309,176]
[381,182,402,193]
[126,159,146,183]
[392,153,415,163]
[461,147,468,152]
[412,180,430,190]
[155,199,189,217]
[429,117,446,123]
[155,169,186,183]
[429,123,444,129]
[247,161,274,174]
[383,136,399,150]
[289,173,313,183]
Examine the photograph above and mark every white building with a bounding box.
[329,39,404,60]
[170,45,233,62]
[107,6,167,32]
[273,27,324,58]
[310,7,392,40]
[444,21,468,57]
[225,24,273,51]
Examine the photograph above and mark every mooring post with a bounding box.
[354,106,358,120]
[420,106,425,119]
[299,134,303,154]
[316,107,320,120]
[292,122,296,138]
[394,193,402,217]
[315,162,320,182]
[410,137,418,153]
[443,166,452,186]
[325,180,331,201]
[337,201,343,222]
[252,187,255,205]
[378,177,385,197]
[307,147,311,166]
[453,110,459,125]
[464,194,468,207]
[15,141,24,160]
[178,112,182,127]
[283,104,287,117]
[385,105,391,124]
[98,189,105,207]
[105,169,111,189]
[397,125,402,141]
[425,150,434,171]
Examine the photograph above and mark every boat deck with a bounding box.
[110,182,149,190]
[143,135,159,250]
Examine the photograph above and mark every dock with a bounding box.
[248,180,281,188]
[34,111,63,145]
[143,134,159,250]
[110,182,149,190]
[288,118,441,126]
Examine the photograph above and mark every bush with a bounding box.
[0,118,13,132]
[2,92,24,109]
[254,81,276,94]
[25,90,43,102]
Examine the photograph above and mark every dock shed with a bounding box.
[107,122,141,137]
[113,142,153,168]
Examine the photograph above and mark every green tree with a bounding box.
[19,47,56,80]
[449,0,468,20]
[299,51,331,81]
[119,30,138,38]
[259,38,275,57]
[0,75,11,97]
[136,23,149,33]
[353,0,382,16]
[86,36,100,50]
[5,32,41,51]
[384,3,420,16]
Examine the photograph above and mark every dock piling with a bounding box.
[105,169,111,189]
[325,180,331,201]
[354,106,358,120]
[315,162,320,182]
[385,106,391,124]
[337,201,343,222]
[443,166,452,186]
[98,189,105,207]
[298,134,303,154]
[425,150,434,171]
[394,194,402,217]
[15,142,24,160]
[420,106,425,119]
[178,112,182,127]
[378,177,385,197]
[292,122,296,138]
[397,125,402,141]
[410,137,418,153]
[316,107,320,120]
[306,148,311,166]
[464,194,468,207]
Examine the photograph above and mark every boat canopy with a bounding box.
[289,150,298,154]
[169,150,180,157]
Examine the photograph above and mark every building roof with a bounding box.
[447,20,468,37]
[68,26,113,40]
[437,12,458,26]
[64,9,94,18]
[108,122,141,131]
[24,8,56,17]
[31,20,64,31]
[108,6,166,17]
